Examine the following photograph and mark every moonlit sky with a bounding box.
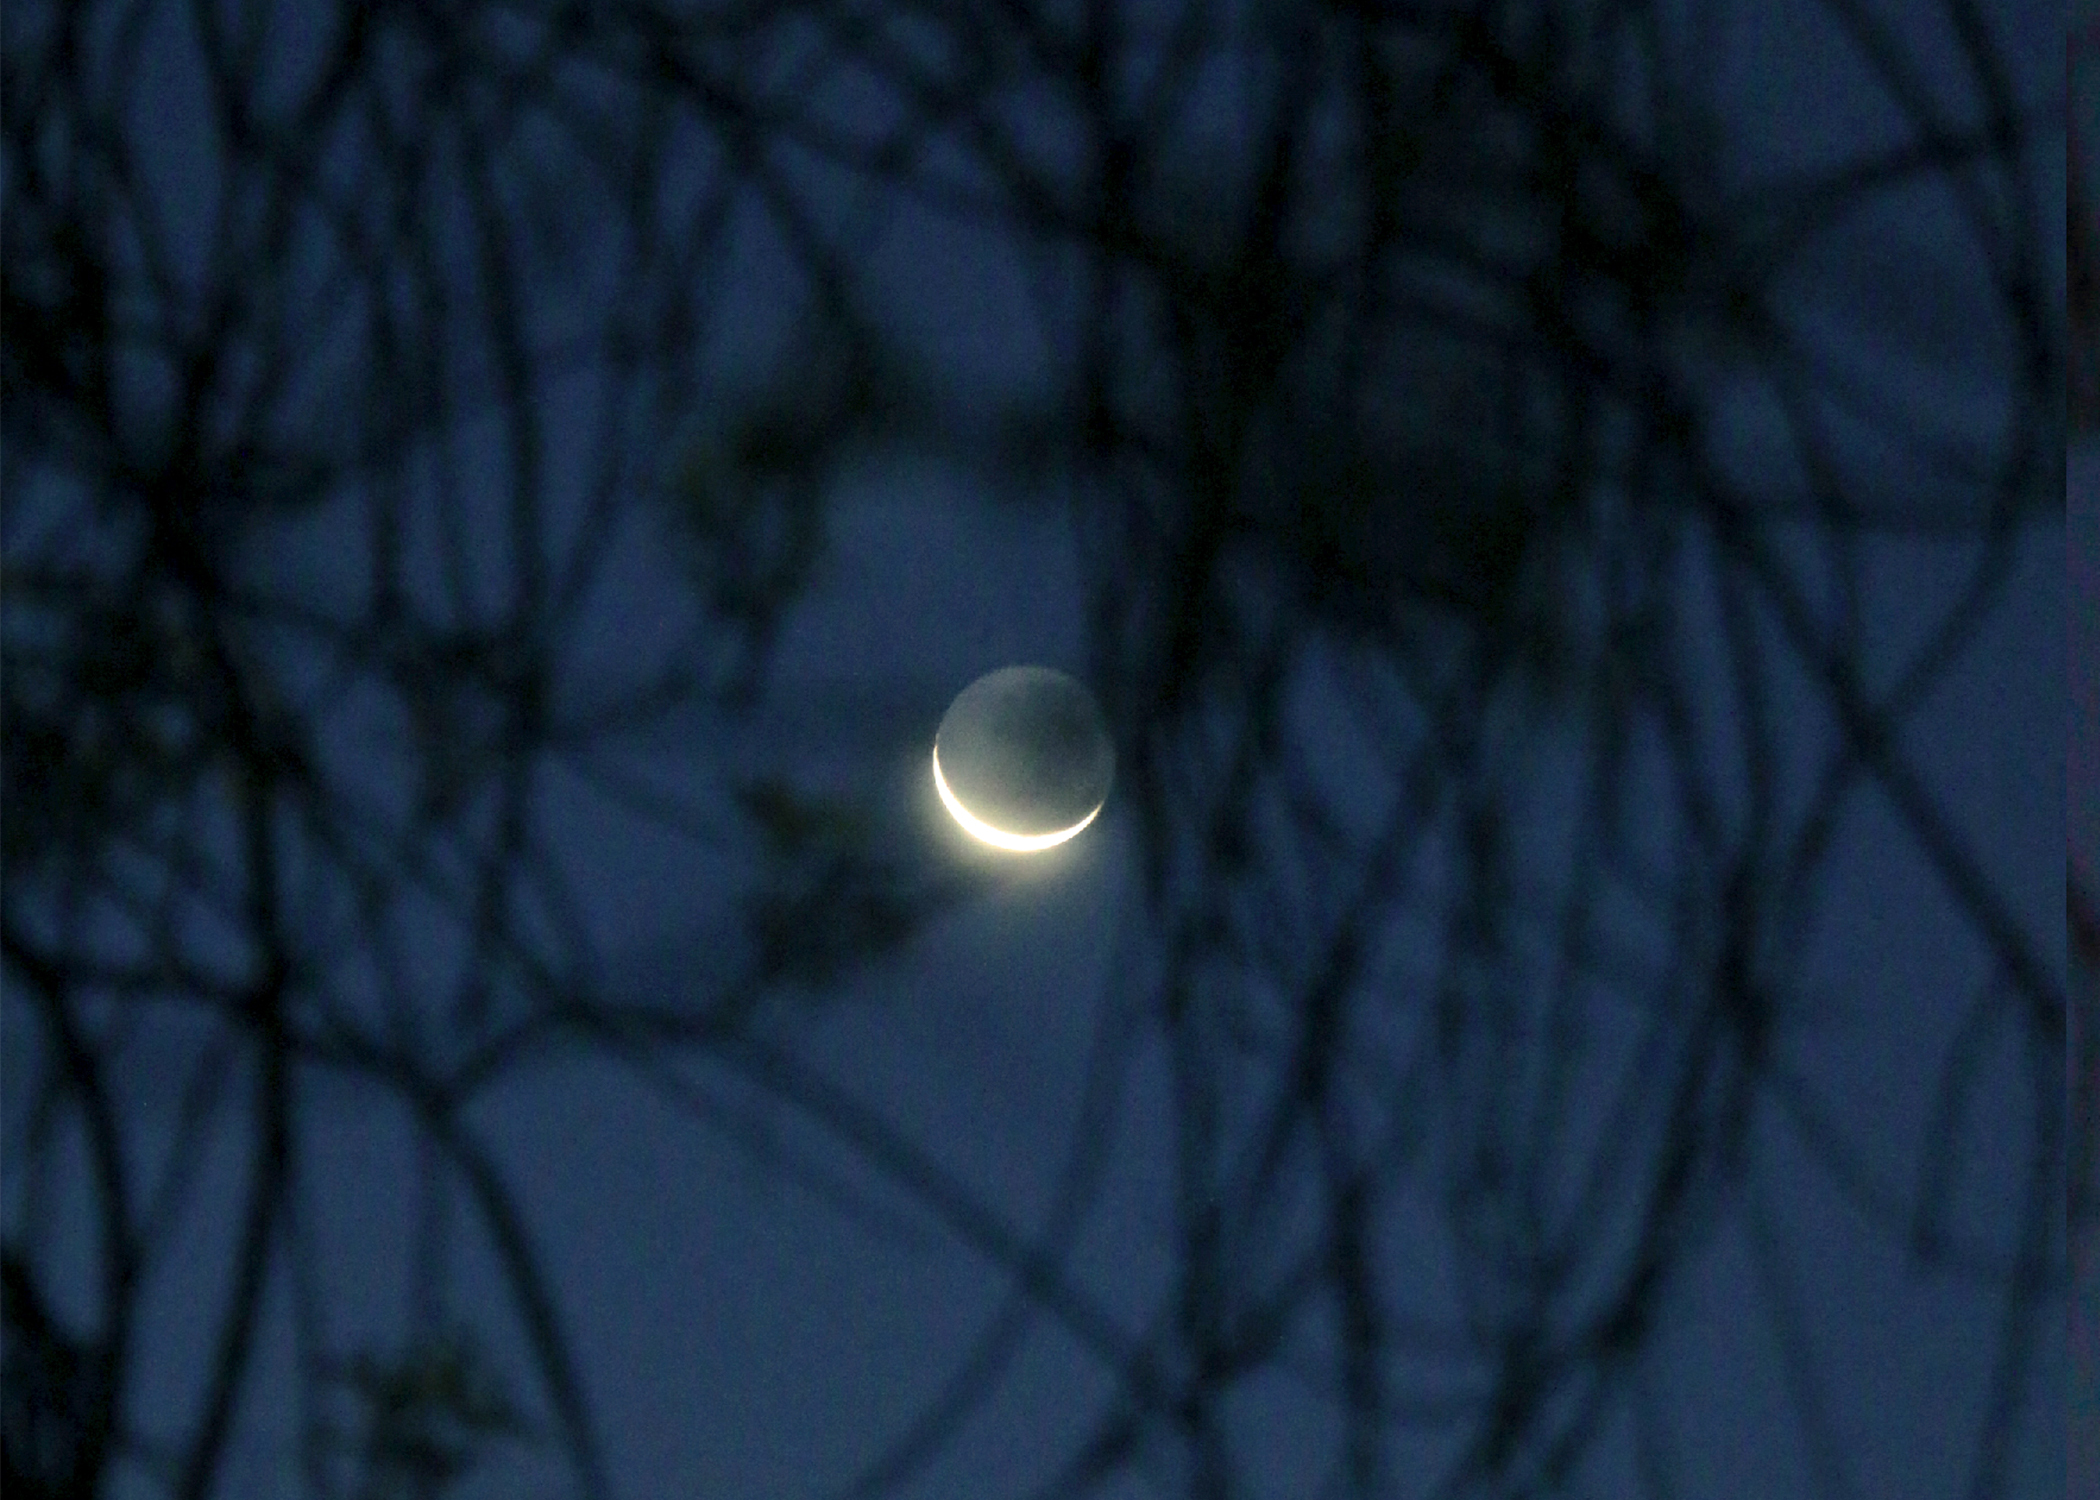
[2072,0,2099,1437]
[7,1,2069,1497]
[2074,433,2098,1497]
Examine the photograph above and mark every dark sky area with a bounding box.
[2073,437,2096,1496]
[1,1,2072,1498]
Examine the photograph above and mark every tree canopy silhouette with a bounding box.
[2,0,2067,1497]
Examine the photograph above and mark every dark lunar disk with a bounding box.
[934,666,1114,839]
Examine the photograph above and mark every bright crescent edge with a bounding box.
[932,746,1102,853]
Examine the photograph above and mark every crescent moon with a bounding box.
[932,746,1102,852]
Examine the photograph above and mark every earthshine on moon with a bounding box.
[932,666,1114,853]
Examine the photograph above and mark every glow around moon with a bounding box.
[931,666,1114,854]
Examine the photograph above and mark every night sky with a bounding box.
[1,1,2071,1498]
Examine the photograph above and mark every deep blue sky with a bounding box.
[3,1,2068,1497]
[2072,437,2097,1496]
